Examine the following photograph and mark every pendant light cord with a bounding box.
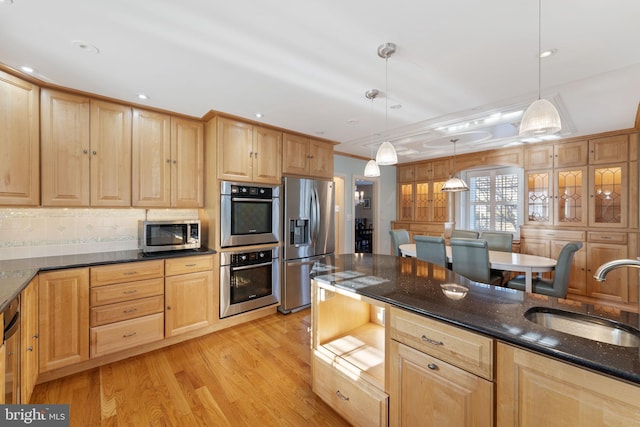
[537,0,542,100]
[385,57,389,132]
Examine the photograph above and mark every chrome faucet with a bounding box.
[593,259,640,281]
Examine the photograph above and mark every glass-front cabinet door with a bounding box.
[398,182,414,221]
[414,182,430,221]
[525,170,552,225]
[589,163,627,228]
[555,167,587,226]
[432,181,448,222]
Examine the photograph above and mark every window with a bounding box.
[459,167,522,234]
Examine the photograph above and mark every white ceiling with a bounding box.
[1,0,640,162]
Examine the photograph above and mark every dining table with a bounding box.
[398,243,557,293]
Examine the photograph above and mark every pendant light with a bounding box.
[519,0,561,137]
[375,42,398,166]
[442,139,469,192]
[364,89,381,177]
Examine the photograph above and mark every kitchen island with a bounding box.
[311,253,640,426]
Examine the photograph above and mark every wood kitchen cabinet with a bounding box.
[389,307,494,427]
[311,280,388,427]
[215,117,281,184]
[0,312,4,403]
[20,277,38,404]
[282,133,333,179]
[132,110,204,207]
[89,260,165,358]
[41,92,132,207]
[0,70,40,206]
[497,342,640,426]
[398,180,448,222]
[38,268,89,373]
[164,255,215,337]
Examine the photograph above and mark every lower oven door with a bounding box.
[220,257,280,318]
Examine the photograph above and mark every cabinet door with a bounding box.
[589,163,627,228]
[497,343,640,426]
[41,89,91,206]
[308,139,334,178]
[253,126,281,184]
[554,140,588,167]
[524,170,553,225]
[132,109,171,207]
[554,167,587,226]
[524,144,554,169]
[430,159,451,180]
[282,133,309,175]
[589,135,628,164]
[431,181,448,222]
[165,270,214,337]
[0,71,40,206]
[216,117,253,181]
[398,165,415,182]
[20,278,39,403]
[171,117,204,207]
[414,182,430,221]
[39,268,89,373]
[398,183,414,221]
[389,340,493,427]
[90,100,132,206]
[586,242,628,303]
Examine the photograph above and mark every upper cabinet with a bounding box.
[132,110,203,207]
[41,91,132,207]
[215,117,281,184]
[282,133,334,179]
[0,71,40,206]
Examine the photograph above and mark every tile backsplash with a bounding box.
[0,208,199,260]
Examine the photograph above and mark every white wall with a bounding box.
[334,155,397,254]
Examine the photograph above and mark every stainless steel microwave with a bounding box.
[139,220,201,253]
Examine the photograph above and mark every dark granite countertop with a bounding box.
[310,253,640,386]
[0,248,216,313]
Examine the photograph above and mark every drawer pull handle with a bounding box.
[123,309,137,314]
[123,290,137,294]
[124,272,137,276]
[185,263,197,267]
[421,335,444,346]
[335,390,350,401]
[123,332,137,338]
[427,363,438,370]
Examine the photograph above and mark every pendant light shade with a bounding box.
[376,141,397,165]
[519,0,561,137]
[442,138,469,193]
[519,98,561,136]
[364,159,380,177]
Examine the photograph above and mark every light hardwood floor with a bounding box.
[30,309,351,427]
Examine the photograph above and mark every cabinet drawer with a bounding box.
[90,260,164,287]
[588,232,627,244]
[389,307,493,380]
[165,255,213,276]
[90,277,164,306]
[520,228,585,241]
[90,295,164,327]
[312,354,388,427]
[90,313,164,358]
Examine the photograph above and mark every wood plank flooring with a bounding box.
[30,309,351,427]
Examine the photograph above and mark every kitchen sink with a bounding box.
[524,306,640,347]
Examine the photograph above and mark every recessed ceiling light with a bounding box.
[539,49,557,58]
[390,104,402,110]
[71,40,100,54]
[20,65,35,74]
[137,93,149,100]
[255,113,264,118]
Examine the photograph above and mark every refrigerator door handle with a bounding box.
[311,186,320,242]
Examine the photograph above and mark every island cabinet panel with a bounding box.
[497,342,640,427]
[311,280,388,427]
[388,307,494,427]
[0,70,40,206]
[38,268,90,373]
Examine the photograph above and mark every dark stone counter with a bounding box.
[0,248,216,312]
[310,253,640,385]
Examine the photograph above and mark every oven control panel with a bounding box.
[220,246,280,268]
[230,184,273,199]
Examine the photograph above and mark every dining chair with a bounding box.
[506,242,583,298]
[414,235,447,267]
[451,229,480,239]
[479,231,513,252]
[389,229,411,256]
[450,238,502,285]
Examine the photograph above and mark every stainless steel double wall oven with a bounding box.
[219,181,280,317]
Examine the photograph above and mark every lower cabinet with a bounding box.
[311,280,388,427]
[497,342,640,426]
[20,278,39,403]
[38,268,90,373]
[164,255,215,337]
[0,312,4,403]
[388,307,494,427]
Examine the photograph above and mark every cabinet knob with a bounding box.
[173,160,177,164]
[166,159,171,164]
[254,152,258,158]
[26,346,33,352]
[427,363,438,370]
[33,334,39,339]
[335,390,350,401]
[92,150,97,155]
[167,306,172,310]
[83,149,89,155]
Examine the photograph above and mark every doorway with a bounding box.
[354,178,377,253]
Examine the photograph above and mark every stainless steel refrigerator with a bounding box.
[280,177,335,313]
